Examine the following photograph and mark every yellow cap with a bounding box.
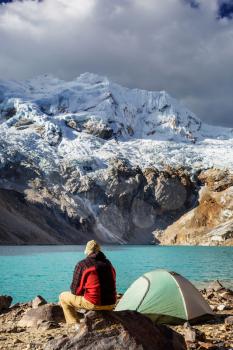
[84,240,101,256]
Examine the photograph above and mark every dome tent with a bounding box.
[115,269,214,325]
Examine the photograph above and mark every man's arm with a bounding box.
[70,262,84,295]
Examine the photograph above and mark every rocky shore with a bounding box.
[0,281,232,350]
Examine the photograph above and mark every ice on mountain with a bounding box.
[0,72,233,179]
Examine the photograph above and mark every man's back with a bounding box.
[60,241,117,324]
[70,251,116,305]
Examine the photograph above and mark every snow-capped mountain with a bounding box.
[0,73,233,245]
[1,72,233,174]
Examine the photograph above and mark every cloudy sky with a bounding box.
[0,0,233,127]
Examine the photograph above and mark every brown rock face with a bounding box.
[159,177,233,246]
[45,310,187,350]
[0,188,89,245]
[18,304,65,328]
[154,176,187,210]
[198,169,233,192]
[1,157,233,245]
[0,157,198,244]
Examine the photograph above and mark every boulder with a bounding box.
[0,295,12,312]
[45,310,187,350]
[32,295,47,308]
[18,303,65,328]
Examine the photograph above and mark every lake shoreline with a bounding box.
[1,245,233,303]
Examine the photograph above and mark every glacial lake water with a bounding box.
[0,245,232,304]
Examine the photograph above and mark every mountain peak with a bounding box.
[76,72,109,85]
[0,72,233,174]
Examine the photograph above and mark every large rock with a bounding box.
[45,310,187,350]
[0,295,12,312]
[18,303,65,328]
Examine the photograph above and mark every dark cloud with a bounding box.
[0,0,233,127]
[218,0,233,19]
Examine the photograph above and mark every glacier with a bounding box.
[1,72,233,175]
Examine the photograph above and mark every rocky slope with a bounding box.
[0,73,233,245]
[157,169,233,246]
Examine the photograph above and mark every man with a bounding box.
[59,240,116,324]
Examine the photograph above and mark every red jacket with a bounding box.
[70,251,116,305]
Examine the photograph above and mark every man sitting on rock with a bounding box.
[59,240,117,324]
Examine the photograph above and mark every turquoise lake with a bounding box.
[0,245,232,303]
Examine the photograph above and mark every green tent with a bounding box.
[115,269,214,324]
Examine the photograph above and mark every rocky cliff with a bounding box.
[0,73,233,245]
[158,169,233,246]
[0,160,198,244]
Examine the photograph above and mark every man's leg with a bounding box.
[59,292,116,324]
[59,291,83,324]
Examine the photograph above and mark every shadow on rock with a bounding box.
[45,310,187,350]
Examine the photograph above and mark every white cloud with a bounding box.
[0,0,233,126]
